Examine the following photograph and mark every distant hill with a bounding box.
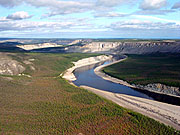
[0,42,26,52]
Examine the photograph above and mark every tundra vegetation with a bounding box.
[103,53,180,87]
[0,52,179,134]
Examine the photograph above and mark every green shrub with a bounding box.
[72,92,103,105]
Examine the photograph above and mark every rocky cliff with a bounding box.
[65,41,180,54]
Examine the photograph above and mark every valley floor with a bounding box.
[0,52,179,134]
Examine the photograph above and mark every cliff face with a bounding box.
[65,41,180,54]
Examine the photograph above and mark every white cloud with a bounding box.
[94,12,129,17]
[0,0,134,17]
[0,17,95,32]
[0,0,176,18]
[26,0,93,16]
[0,0,93,16]
[135,9,175,15]
[109,20,180,30]
[172,2,180,9]
[0,0,179,38]
[6,11,32,20]
[0,17,9,22]
[140,0,167,10]
[133,15,180,25]
[0,0,22,7]
[96,0,129,7]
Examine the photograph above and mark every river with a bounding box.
[73,58,154,100]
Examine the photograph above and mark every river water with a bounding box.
[73,58,154,100]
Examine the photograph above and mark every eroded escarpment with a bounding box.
[16,40,82,51]
[65,41,180,54]
[17,43,62,51]
[0,53,25,75]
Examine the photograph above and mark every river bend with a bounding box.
[73,59,154,100]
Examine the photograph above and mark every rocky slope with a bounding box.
[0,53,25,75]
[135,83,180,96]
[65,41,180,54]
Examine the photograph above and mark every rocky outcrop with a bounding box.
[135,83,180,96]
[65,41,180,54]
[17,43,62,50]
[62,55,112,81]
[0,53,25,75]
[68,40,82,45]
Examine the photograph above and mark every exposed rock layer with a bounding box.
[17,43,62,50]
[135,83,180,96]
[0,53,25,75]
[65,41,180,54]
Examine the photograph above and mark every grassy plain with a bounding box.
[103,53,180,87]
[0,52,179,134]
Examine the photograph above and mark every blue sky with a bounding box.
[0,0,180,38]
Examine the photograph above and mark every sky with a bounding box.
[0,0,180,38]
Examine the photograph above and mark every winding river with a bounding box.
[72,56,180,130]
[73,58,154,100]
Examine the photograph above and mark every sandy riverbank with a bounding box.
[81,86,180,130]
[94,56,136,88]
[61,55,112,81]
